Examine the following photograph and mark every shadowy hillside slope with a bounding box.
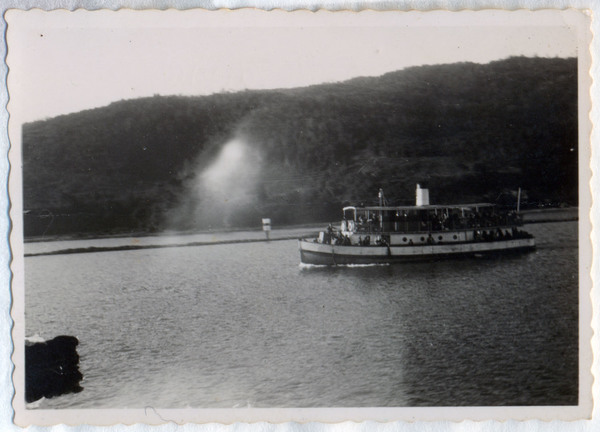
[22,56,577,237]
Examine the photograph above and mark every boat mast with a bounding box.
[378,188,384,231]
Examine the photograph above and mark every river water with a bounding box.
[24,221,578,408]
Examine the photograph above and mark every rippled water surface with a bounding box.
[25,222,579,408]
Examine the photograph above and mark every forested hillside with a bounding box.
[22,56,578,237]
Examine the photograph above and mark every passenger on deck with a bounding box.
[357,216,365,232]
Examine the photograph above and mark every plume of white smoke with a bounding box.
[167,135,263,230]
[202,138,256,199]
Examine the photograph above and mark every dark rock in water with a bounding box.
[25,335,83,403]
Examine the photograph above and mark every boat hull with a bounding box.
[298,238,536,265]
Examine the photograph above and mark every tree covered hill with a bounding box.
[22,56,578,237]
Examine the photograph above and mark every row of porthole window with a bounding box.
[401,234,460,242]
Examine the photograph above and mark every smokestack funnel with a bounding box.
[416,184,429,206]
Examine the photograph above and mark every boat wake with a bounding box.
[299,262,389,269]
[298,263,329,269]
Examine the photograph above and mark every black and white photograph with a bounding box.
[6,7,593,426]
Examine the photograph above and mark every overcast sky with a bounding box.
[7,8,583,124]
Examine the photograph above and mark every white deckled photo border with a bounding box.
[2,4,597,430]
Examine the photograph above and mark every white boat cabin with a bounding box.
[334,186,522,247]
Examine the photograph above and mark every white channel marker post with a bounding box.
[262,218,271,241]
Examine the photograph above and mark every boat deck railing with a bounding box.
[349,223,525,236]
[309,225,533,247]
[347,212,523,234]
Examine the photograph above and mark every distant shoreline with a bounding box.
[520,207,579,223]
[23,222,326,244]
[21,208,578,258]
[24,235,307,257]
[23,207,578,245]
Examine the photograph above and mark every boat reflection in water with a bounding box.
[299,184,535,265]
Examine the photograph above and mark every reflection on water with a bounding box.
[24,222,578,408]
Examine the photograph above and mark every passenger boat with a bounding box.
[298,185,535,265]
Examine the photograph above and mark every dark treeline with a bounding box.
[22,56,578,237]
